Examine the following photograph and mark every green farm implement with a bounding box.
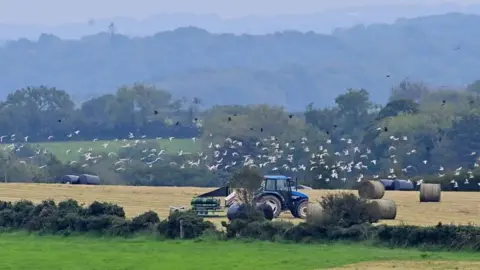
[190,186,235,217]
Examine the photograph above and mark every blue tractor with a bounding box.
[253,175,309,219]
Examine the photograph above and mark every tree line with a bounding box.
[2,79,480,189]
[0,84,200,142]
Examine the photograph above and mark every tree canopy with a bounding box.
[1,79,480,191]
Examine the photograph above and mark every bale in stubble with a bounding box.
[419,183,441,202]
[358,180,385,199]
[379,179,395,190]
[393,179,414,191]
[255,203,274,221]
[60,175,79,184]
[226,203,269,221]
[78,174,100,185]
[306,202,326,224]
[367,199,397,220]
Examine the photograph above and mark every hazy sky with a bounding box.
[2,0,480,24]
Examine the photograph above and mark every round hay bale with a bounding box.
[367,199,397,220]
[419,183,441,202]
[306,203,326,224]
[227,203,274,221]
[358,180,385,199]
[393,179,414,191]
[379,179,395,190]
[78,174,100,185]
[255,203,274,221]
[227,203,243,221]
[60,175,79,184]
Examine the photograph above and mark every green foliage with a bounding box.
[3,234,478,270]
[157,210,214,239]
[86,201,125,218]
[2,80,480,189]
[375,223,480,250]
[224,219,480,251]
[317,192,380,227]
[36,139,199,162]
[376,99,419,120]
[0,199,477,250]
[229,167,264,205]
[0,199,145,237]
[390,80,429,102]
[221,203,270,238]
[130,211,160,231]
[225,220,295,241]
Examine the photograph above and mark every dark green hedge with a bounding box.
[0,199,213,239]
[0,199,478,251]
[226,220,480,250]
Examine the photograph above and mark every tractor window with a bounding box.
[276,180,289,191]
[264,179,276,191]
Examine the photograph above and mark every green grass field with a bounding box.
[27,139,201,162]
[0,233,477,270]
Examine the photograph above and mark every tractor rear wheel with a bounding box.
[257,195,282,218]
[295,200,308,219]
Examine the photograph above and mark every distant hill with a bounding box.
[2,3,480,39]
[2,12,480,110]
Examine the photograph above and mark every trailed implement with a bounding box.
[190,197,223,217]
[190,186,233,217]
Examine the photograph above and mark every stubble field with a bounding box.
[0,183,478,269]
[0,183,478,226]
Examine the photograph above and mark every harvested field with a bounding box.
[333,260,480,270]
[0,183,478,226]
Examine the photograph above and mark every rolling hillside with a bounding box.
[2,13,480,109]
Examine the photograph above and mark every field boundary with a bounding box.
[0,197,477,251]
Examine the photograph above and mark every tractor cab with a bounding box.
[262,175,297,193]
[254,175,309,219]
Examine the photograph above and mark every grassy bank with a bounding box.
[30,138,201,162]
[0,233,477,270]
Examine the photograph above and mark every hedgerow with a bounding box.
[0,197,477,251]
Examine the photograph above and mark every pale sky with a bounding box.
[1,0,480,24]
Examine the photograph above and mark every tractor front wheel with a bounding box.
[257,195,282,218]
[295,200,309,219]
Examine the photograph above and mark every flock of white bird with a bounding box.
[0,130,479,187]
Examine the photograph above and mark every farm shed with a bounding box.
[78,174,101,185]
[60,175,79,184]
